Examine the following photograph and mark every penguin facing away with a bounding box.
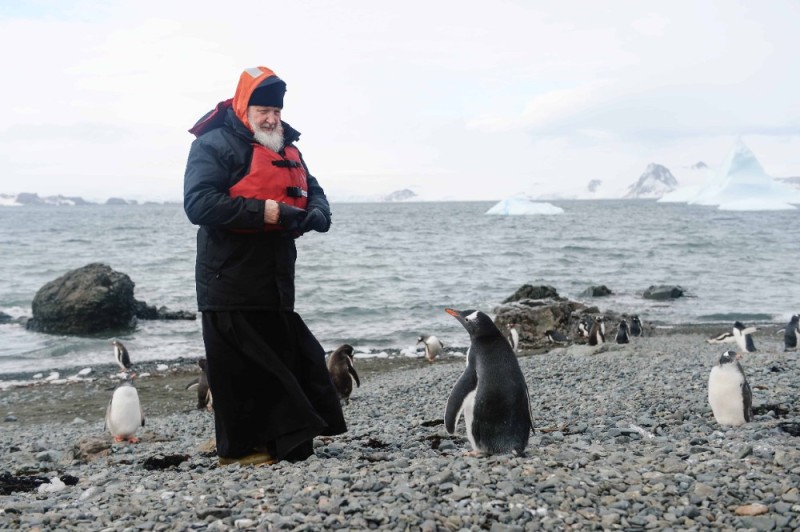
[327,344,360,403]
[417,335,444,363]
[708,350,752,426]
[105,379,145,442]
[443,308,533,456]
[588,316,605,346]
[629,315,643,337]
[615,320,630,344]
[732,321,757,353]
[784,315,799,351]
[185,358,213,411]
[111,340,132,371]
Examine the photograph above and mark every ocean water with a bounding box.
[1,200,797,375]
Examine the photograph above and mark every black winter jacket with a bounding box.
[183,109,331,311]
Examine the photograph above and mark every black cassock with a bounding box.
[201,311,346,461]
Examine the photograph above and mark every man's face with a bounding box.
[247,105,282,133]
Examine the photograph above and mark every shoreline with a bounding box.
[0,322,789,428]
[1,330,799,529]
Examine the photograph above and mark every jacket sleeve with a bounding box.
[183,134,265,229]
[300,154,332,228]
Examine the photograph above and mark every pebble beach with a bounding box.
[1,330,799,531]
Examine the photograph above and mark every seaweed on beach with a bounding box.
[0,473,78,495]
[142,454,190,470]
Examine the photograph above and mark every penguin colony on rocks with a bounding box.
[98,308,791,455]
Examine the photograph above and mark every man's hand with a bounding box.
[300,208,331,233]
[264,200,280,225]
[277,202,307,230]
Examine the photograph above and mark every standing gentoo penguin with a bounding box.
[105,378,145,442]
[327,344,360,404]
[629,315,643,337]
[784,315,799,351]
[185,358,213,411]
[443,308,532,456]
[417,335,444,363]
[708,350,753,426]
[587,316,606,346]
[732,321,758,352]
[506,323,520,352]
[615,320,630,344]
[544,329,569,346]
[111,340,132,371]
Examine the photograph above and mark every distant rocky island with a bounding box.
[0,193,175,207]
[383,189,417,202]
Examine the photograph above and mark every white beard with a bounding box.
[251,124,284,153]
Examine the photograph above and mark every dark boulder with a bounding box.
[134,301,196,320]
[27,263,137,334]
[581,285,613,297]
[503,284,561,303]
[494,298,590,349]
[643,285,684,300]
[26,263,195,335]
[0,311,13,324]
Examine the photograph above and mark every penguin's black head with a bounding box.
[332,344,355,361]
[733,320,745,330]
[445,308,498,338]
[416,336,425,344]
[632,315,641,323]
[791,315,799,324]
[198,358,207,371]
[718,350,740,365]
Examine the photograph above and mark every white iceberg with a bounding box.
[486,197,564,215]
[686,139,800,210]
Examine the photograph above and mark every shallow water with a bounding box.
[1,200,797,374]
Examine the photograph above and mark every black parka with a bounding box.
[183,108,331,311]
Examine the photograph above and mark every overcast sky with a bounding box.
[1,0,799,202]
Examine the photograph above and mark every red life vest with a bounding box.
[229,144,308,231]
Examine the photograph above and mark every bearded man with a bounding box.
[183,66,346,466]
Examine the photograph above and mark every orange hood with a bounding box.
[232,66,286,131]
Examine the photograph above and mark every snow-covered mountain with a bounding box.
[383,189,418,202]
[624,163,679,199]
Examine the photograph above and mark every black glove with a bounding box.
[300,207,331,233]
[278,203,307,231]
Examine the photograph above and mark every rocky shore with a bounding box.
[1,330,799,531]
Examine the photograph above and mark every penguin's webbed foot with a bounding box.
[113,435,125,442]
[463,449,483,458]
[126,436,140,443]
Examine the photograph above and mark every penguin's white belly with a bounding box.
[108,388,142,437]
[708,365,746,426]
[458,390,477,451]
[509,329,519,350]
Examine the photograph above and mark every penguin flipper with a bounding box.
[185,378,200,390]
[742,380,753,423]
[524,382,534,434]
[348,363,361,388]
[104,398,113,432]
[444,368,477,434]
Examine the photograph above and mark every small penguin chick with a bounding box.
[327,344,360,403]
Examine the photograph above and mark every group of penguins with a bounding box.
[103,311,800,457]
[707,316,800,426]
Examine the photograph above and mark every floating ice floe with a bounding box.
[486,197,564,215]
[156,364,168,372]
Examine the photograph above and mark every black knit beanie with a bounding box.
[248,78,286,108]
